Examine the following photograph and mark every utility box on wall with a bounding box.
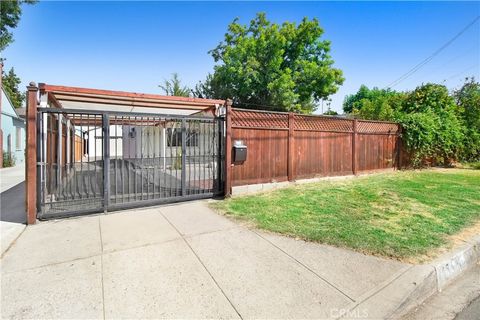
[233,140,247,163]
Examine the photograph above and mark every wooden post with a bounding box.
[397,125,402,170]
[26,82,38,224]
[224,100,233,197]
[287,112,295,181]
[0,61,3,168]
[352,119,358,175]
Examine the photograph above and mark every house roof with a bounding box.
[1,87,24,120]
[38,84,225,115]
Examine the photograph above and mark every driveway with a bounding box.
[1,201,414,319]
[1,164,26,256]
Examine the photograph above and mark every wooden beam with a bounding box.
[47,92,63,109]
[26,82,38,224]
[38,83,225,106]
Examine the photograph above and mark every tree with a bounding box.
[196,13,344,113]
[323,108,338,116]
[0,0,37,51]
[342,85,405,121]
[403,83,457,114]
[455,77,480,131]
[159,73,191,97]
[454,77,480,161]
[2,67,25,108]
[398,84,464,166]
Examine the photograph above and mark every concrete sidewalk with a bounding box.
[1,201,429,319]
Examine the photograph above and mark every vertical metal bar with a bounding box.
[140,117,144,200]
[103,114,110,212]
[134,117,138,200]
[114,116,118,204]
[42,112,48,208]
[56,114,62,198]
[181,118,186,196]
[165,123,168,198]
[36,111,43,216]
[203,121,206,194]
[153,117,157,199]
[147,116,151,199]
[121,116,124,203]
[87,114,92,199]
[187,120,191,196]
[127,117,131,203]
[217,118,222,193]
[80,114,84,199]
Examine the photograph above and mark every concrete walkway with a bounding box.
[1,201,424,319]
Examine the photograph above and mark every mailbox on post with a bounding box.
[233,140,247,163]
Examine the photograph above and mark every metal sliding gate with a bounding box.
[37,108,225,219]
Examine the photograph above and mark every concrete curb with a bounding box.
[338,236,480,319]
[390,236,480,319]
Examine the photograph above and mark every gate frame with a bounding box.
[25,83,229,224]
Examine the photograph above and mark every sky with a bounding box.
[2,1,480,114]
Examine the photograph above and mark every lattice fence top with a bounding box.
[231,109,289,129]
[294,115,354,132]
[357,120,399,134]
[231,108,400,134]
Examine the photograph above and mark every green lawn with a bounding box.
[212,169,480,260]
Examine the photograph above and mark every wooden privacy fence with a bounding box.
[225,107,401,192]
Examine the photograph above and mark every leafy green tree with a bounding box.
[159,73,190,97]
[398,84,464,166]
[343,85,371,114]
[2,67,25,108]
[454,77,480,161]
[323,108,338,116]
[196,13,344,113]
[1,0,37,51]
[344,83,468,166]
[403,83,457,114]
[343,85,405,121]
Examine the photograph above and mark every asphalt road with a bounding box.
[403,265,480,320]
[455,296,480,320]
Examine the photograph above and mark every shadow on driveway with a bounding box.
[0,182,26,224]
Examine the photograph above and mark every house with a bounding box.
[1,88,26,166]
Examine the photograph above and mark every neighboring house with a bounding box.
[1,88,26,165]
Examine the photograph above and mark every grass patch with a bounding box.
[212,169,480,261]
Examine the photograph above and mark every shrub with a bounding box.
[2,152,15,168]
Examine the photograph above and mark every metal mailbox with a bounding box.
[233,140,247,163]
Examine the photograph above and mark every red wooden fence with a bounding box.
[227,108,401,191]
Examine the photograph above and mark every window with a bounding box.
[16,127,21,150]
[166,128,199,147]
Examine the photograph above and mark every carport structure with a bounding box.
[25,83,230,223]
